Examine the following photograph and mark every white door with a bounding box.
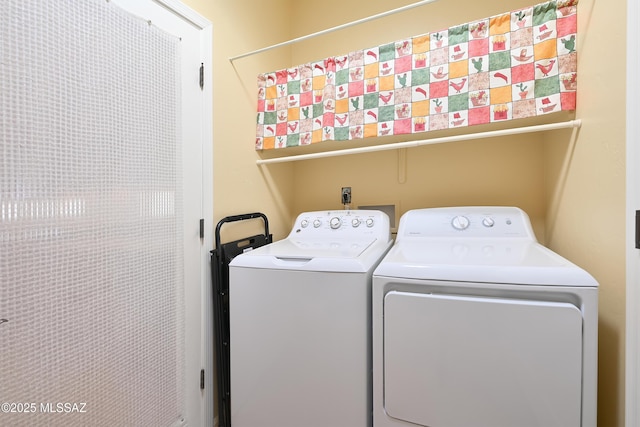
[107,3,213,425]
[383,291,583,427]
[0,0,212,426]
[627,0,640,425]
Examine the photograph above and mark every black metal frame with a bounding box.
[210,213,271,427]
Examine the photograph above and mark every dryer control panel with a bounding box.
[290,210,391,240]
[397,206,536,241]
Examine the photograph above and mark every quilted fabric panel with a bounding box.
[256,0,578,150]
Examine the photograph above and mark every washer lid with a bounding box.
[246,237,377,258]
[229,237,391,272]
[374,239,598,287]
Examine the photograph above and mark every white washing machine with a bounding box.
[229,210,392,427]
[372,206,598,427]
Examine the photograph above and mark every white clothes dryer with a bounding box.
[372,206,598,427]
[229,210,392,427]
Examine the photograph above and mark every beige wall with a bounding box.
[544,0,626,425]
[182,0,296,243]
[185,0,626,425]
[289,135,549,236]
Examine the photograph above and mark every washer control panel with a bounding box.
[290,210,390,240]
[398,207,536,241]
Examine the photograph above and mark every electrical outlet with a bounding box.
[341,187,352,205]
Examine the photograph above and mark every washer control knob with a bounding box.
[365,218,375,228]
[330,217,342,229]
[300,219,309,228]
[482,217,495,228]
[352,218,361,227]
[451,215,470,231]
[313,219,322,228]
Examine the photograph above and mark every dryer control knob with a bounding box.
[313,219,322,228]
[330,217,342,229]
[352,218,361,227]
[451,215,470,230]
[366,218,375,228]
[301,219,309,228]
[482,217,495,228]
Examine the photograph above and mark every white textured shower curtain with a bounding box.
[0,1,185,425]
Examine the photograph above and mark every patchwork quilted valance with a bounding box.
[255,0,578,150]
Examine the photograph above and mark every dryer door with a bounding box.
[383,291,583,427]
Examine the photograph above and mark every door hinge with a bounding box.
[199,218,204,239]
[200,369,205,390]
[636,211,640,249]
[199,63,204,90]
